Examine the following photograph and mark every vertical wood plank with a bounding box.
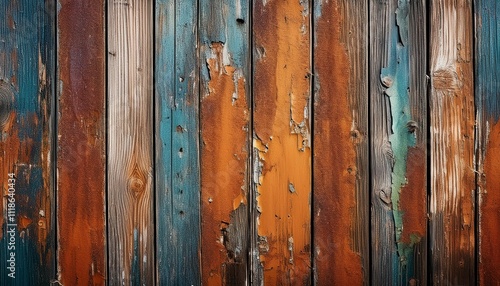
[199,0,250,285]
[370,0,428,284]
[313,0,369,284]
[156,0,201,284]
[475,0,500,284]
[0,1,56,284]
[108,0,154,284]
[430,0,475,285]
[252,0,312,284]
[57,1,106,284]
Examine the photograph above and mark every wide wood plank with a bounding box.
[369,0,428,284]
[107,0,154,284]
[56,1,106,284]
[429,0,475,284]
[475,0,500,284]
[313,0,369,284]
[252,0,312,284]
[155,0,201,284]
[199,0,251,285]
[0,1,56,284]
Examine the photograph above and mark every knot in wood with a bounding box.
[0,81,14,128]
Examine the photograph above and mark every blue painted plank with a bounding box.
[0,1,55,284]
[156,0,201,284]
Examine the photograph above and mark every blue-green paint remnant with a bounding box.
[156,0,201,284]
[0,0,55,285]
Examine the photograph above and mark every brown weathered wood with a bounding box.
[199,0,251,284]
[107,0,154,284]
[253,0,312,284]
[313,0,369,284]
[57,1,106,284]
[430,0,475,284]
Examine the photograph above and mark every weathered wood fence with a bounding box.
[1,0,499,285]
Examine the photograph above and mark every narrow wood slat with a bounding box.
[313,0,369,284]
[0,1,56,284]
[252,0,312,284]
[57,1,106,284]
[475,0,500,284]
[107,0,154,284]
[156,0,201,284]
[430,0,475,285]
[199,0,251,285]
[370,0,428,284]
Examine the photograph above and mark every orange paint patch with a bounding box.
[480,120,500,284]
[201,42,249,285]
[254,0,311,284]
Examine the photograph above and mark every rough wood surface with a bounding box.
[199,0,250,285]
[253,0,312,284]
[430,0,475,285]
[155,0,201,284]
[57,1,106,285]
[313,0,369,285]
[0,0,56,284]
[475,0,500,284]
[107,0,154,284]
[370,0,428,284]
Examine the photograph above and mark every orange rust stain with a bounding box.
[201,42,249,285]
[480,121,500,285]
[400,147,427,244]
[313,1,363,284]
[254,0,311,284]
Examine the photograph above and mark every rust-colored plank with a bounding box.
[430,0,475,284]
[313,0,369,285]
[0,1,56,284]
[199,0,251,284]
[57,0,106,285]
[475,0,500,284]
[253,0,312,284]
[107,0,154,284]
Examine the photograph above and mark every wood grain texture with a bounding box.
[253,0,312,284]
[199,0,250,285]
[475,0,500,284]
[0,0,56,284]
[108,0,154,284]
[155,0,201,284]
[57,1,106,284]
[370,0,428,284]
[430,0,475,285]
[313,0,369,285]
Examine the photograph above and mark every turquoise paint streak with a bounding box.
[380,1,418,284]
[156,0,201,284]
[0,1,55,285]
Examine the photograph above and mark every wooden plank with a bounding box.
[0,1,56,284]
[475,0,500,284]
[155,0,201,284]
[313,0,369,284]
[369,0,428,284]
[252,0,312,284]
[199,0,250,285]
[429,0,475,285]
[107,0,154,284]
[56,1,106,285]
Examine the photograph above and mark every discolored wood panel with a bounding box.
[155,0,201,284]
[199,0,251,285]
[107,0,154,284]
[313,0,369,284]
[0,0,56,284]
[475,0,500,284]
[56,1,106,284]
[369,0,428,284]
[252,0,312,284]
[429,0,475,285]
